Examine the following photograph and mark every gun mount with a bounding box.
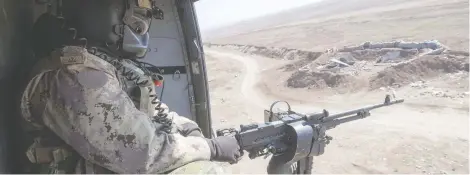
[216,95,404,174]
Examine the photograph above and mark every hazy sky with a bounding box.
[194,0,322,30]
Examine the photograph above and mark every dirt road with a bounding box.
[205,48,469,174]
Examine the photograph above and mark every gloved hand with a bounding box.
[206,136,242,163]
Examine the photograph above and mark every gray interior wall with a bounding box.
[176,0,213,137]
[143,0,194,120]
[0,0,34,173]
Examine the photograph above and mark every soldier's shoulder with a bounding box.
[53,46,120,89]
[53,46,116,74]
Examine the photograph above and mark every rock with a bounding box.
[326,63,338,69]
[410,81,428,88]
[462,63,469,72]
[432,91,444,97]
[392,83,401,88]
[336,52,356,64]
[339,57,355,66]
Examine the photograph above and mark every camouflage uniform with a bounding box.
[19,46,224,173]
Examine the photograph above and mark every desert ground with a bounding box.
[201,0,469,174]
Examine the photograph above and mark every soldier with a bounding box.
[19,0,241,173]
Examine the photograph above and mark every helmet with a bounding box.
[60,0,162,58]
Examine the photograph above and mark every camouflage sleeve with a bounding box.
[42,66,211,173]
[170,111,204,137]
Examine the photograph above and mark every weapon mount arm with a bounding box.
[216,95,405,174]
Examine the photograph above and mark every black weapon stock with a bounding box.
[216,95,404,174]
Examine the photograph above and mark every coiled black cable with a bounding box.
[147,86,172,132]
[88,47,173,133]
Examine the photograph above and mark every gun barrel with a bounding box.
[324,113,365,129]
[321,99,404,122]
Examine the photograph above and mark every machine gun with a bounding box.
[216,95,404,174]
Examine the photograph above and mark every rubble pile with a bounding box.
[287,40,469,90]
[369,54,468,89]
[286,70,355,89]
[205,40,469,91]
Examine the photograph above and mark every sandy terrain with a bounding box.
[201,0,469,174]
[205,47,468,174]
[207,0,469,52]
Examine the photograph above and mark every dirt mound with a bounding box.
[207,41,469,92]
[300,47,427,73]
[286,70,356,89]
[288,40,469,91]
[369,54,469,89]
[204,43,323,61]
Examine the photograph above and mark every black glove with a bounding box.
[206,136,242,163]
